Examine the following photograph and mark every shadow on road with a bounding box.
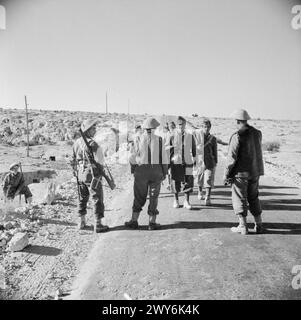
[213,190,299,197]
[109,221,301,235]
[22,245,62,256]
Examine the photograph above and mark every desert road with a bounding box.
[67,160,301,300]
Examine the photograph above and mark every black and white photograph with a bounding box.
[0,0,301,304]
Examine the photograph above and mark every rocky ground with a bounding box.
[0,107,301,300]
[0,162,131,300]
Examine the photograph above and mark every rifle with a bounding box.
[73,160,81,201]
[79,129,116,190]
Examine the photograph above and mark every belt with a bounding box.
[235,172,250,178]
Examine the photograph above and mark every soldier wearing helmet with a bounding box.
[125,117,168,230]
[223,109,264,235]
[71,119,109,233]
[3,162,33,205]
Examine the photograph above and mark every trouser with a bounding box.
[7,185,32,200]
[132,165,163,216]
[78,181,104,219]
[231,176,262,217]
[174,175,194,194]
[197,167,216,188]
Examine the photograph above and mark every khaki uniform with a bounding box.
[224,125,264,217]
[3,172,32,200]
[72,137,105,219]
[130,132,168,216]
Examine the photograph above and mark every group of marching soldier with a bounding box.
[2,108,264,236]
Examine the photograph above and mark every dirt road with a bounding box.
[66,161,301,300]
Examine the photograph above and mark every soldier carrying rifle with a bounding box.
[71,119,115,233]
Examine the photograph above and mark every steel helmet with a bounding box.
[9,162,20,170]
[142,117,160,130]
[81,119,99,133]
[231,109,251,121]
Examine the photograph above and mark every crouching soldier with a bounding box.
[71,119,109,233]
[125,117,168,230]
[223,109,264,235]
[3,162,33,205]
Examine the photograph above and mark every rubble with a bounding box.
[8,233,29,252]
[14,207,29,215]
[4,221,14,230]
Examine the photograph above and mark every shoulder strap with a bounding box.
[159,137,162,164]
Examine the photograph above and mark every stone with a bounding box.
[8,232,29,252]
[4,221,14,230]
[14,207,29,214]
[0,239,6,247]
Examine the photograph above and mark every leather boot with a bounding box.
[254,215,264,234]
[94,218,109,233]
[125,212,140,229]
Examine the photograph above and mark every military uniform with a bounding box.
[225,125,264,217]
[71,119,108,232]
[224,109,264,235]
[125,117,168,230]
[3,171,32,201]
[72,137,105,220]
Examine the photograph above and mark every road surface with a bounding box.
[67,160,301,300]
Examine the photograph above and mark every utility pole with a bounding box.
[24,95,30,157]
[106,91,108,114]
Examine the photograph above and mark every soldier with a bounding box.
[71,119,109,233]
[125,117,168,230]
[223,109,264,235]
[3,162,33,205]
[171,116,196,210]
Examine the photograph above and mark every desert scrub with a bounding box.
[262,141,281,152]
[29,133,52,146]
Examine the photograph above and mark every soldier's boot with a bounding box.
[148,215,160,231]
[94,217,109,233]
[231,216,248,235]
[254,215,264,234]
[124,212,140,229]
[204,188,212,206]
[78,216,86,230]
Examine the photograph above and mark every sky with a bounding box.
[0,0,301,119]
